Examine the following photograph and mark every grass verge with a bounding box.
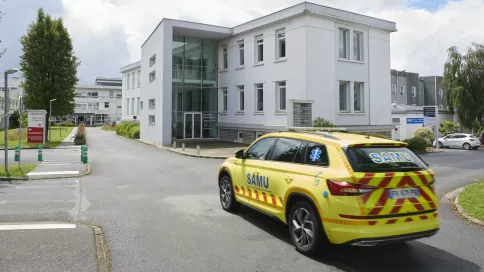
[101,124,116,131]
[459,181,484,221]
[0,164,37,177]
[0,126,73,149]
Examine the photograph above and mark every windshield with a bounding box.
[345,147,429,173]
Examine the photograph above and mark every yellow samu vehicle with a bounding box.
[218,129,439,255]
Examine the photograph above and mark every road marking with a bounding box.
[27,171,80,176]
[0,223,76,230]
[41,163,76,166]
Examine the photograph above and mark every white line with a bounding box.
[41,163,75,166]
[0,223,76,230]
[27,171,80,176]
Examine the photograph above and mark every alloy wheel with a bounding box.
[220,178,232,209]
[292,208,315,248]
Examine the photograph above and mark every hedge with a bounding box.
[115,122,140,139]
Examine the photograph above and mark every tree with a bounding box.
[20,8,79,141]
[441,44,484,131]
[439,120,459,136]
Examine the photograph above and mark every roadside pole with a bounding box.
[18,96,22,167]
[435,76,439,151]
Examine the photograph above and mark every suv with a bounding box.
[218,130,439,255]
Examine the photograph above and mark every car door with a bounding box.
[444,135,455,147]
[453,134,465,148]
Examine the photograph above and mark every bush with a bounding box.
[129,125,140,139]
[61,120,75,127]
[115,122,140,139]
[439,120,458,136]
[403,136,428,153]
[413,127,435,145]
[314,117,335,128]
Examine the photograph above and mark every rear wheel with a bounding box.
[288,201,329,256]
[219,175,239,212]
[463,143,471,150]
[438,142,444,148]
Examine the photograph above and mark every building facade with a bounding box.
[0,77,23,129]
[120,62,142,121]
[391,70,423,106]
[138,2,397,145]
[74,79,122,125]
[421,76,447,109]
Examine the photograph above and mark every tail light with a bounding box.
[326,180,378,196]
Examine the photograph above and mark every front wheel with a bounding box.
[438,142,444,148]
[463,143,471,150]
[288,201,329,256]
[219,175,239,212]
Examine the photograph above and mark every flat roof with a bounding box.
[76,85,122,90]
[120,61,141,72]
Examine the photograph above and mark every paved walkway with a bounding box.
[161,140,249,158]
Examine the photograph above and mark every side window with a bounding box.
[305,142,329,167]
[268,138,304,163]
[245,138,276,160]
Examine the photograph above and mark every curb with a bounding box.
[0,161,92,182]
[90,225,109,272]
[455,187,484,227]
[136,139,229,159]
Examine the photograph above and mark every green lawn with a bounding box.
[459,181,484,221]
[0,126,73,149]
[0,164,37,177]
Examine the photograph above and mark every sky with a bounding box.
[0,0,482,84]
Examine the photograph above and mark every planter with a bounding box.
[74,138,86,145]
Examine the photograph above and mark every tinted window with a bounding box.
[346,147,428,173]
[455,135,466,139]
[305,143,329,167]
[245,138,276,160]
[268,138,304,163]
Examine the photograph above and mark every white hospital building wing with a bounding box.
[127,2,397,146]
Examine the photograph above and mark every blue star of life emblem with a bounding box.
[310,147,322,162]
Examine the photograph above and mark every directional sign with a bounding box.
[406,118,424,124]
[27,127,44,143]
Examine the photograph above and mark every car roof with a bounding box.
[261,131,404,147]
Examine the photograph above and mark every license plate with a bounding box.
[388,188,420,199]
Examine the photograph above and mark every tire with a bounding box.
[438,142,444,148]
[219,175,240,213]
[288,201,329,256]
[463,143,471,150]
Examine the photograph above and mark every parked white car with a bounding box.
[435,133,481,150]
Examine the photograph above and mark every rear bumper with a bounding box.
[346,229,438,246]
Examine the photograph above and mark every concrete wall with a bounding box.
[392,111,456,140]
[121,63,141,121]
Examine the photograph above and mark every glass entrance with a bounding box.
[184,112,202,139]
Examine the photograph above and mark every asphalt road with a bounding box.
[1,128,484,272]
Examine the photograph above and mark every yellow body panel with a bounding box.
[219,131,439,245]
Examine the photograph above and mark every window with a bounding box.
[245,137,276,160]
[149,99,155,109]
[255,83,264,112]
[439,88,443,98]
[237,131,244,142]
[400,86,404,96]
[149,54,156,67]
[276,81,286,111]
[238,41,244,66]
[222,46,228,69]
[104,102,109,109]
[255,35,264,63]
[411,86,416,97]
[391,85,396,96]
[353,82,364,112]
[126,99,129,114]
[339,28,349,59]
[116,93,122,98]
[305,143,329,167]
[109,91,114,98]
[339,81,349,112]
[276,29,286,59]
[137,70,141,87]
[137,97,140,114]
[127,74,130,90]
[87,92,98,97]
[132,72,135,89]
[149,115,155,126]
[346,147,428,172]
[118,106,122,109]
[268,138,304,163]
[353,31,364,61]
[131,99,134,114]
[392,118,400,124]
[140,101,143,110]
[149,71,156,82]
[237,85,245,111]
[221,87,228,112]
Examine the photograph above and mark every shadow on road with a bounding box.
[237,206,481,272]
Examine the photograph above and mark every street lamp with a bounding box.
[4,68,19,175]
[49,99,57,142]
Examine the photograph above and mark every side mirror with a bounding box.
[234,149,245,159]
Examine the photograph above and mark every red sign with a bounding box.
[27,127,44,143]
[133,116,137,120]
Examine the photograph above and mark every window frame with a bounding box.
[391,85,396,96]
[222,45,228,70]
[353,30,364,61]
[132,72,135,89]
[244,137,277,160]
[149,115,155,126]
[149,54,156,67]
[411,86,417,97]
[338,28,350,60]
[104,102,110,109]
[339,81,350,113]
[137,70,141,87]
[127,74,130,90]
[255,35,264,64]
[303,141,331,167]
[149,71,156,82]
[400,86,405,96]
[255,83,264,112]
[149,98,155,109]
[238,40,245,67]
[221,87,228,112]
[266,137,305,164]
[275,28,286,60]
[353,82,364,113]
[438,88,443,98]
[237,85,245,111]
[276,81,287,112]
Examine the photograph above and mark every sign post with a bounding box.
[27,110,47,145]
[423,106,438,150]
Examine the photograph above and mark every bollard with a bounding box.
[38,145,43,161]
[80,145,85,162]
[196,145,200,155]
[182,143,185,151]
[14,145,20,162]
[173,141,177,149]
[81,145,88,164]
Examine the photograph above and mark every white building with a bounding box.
[120,62,141,121]
[137,2,396,145]
[0,76,23,128]
[74,78,122,125]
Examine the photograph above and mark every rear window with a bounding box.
[345,147,429,173]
